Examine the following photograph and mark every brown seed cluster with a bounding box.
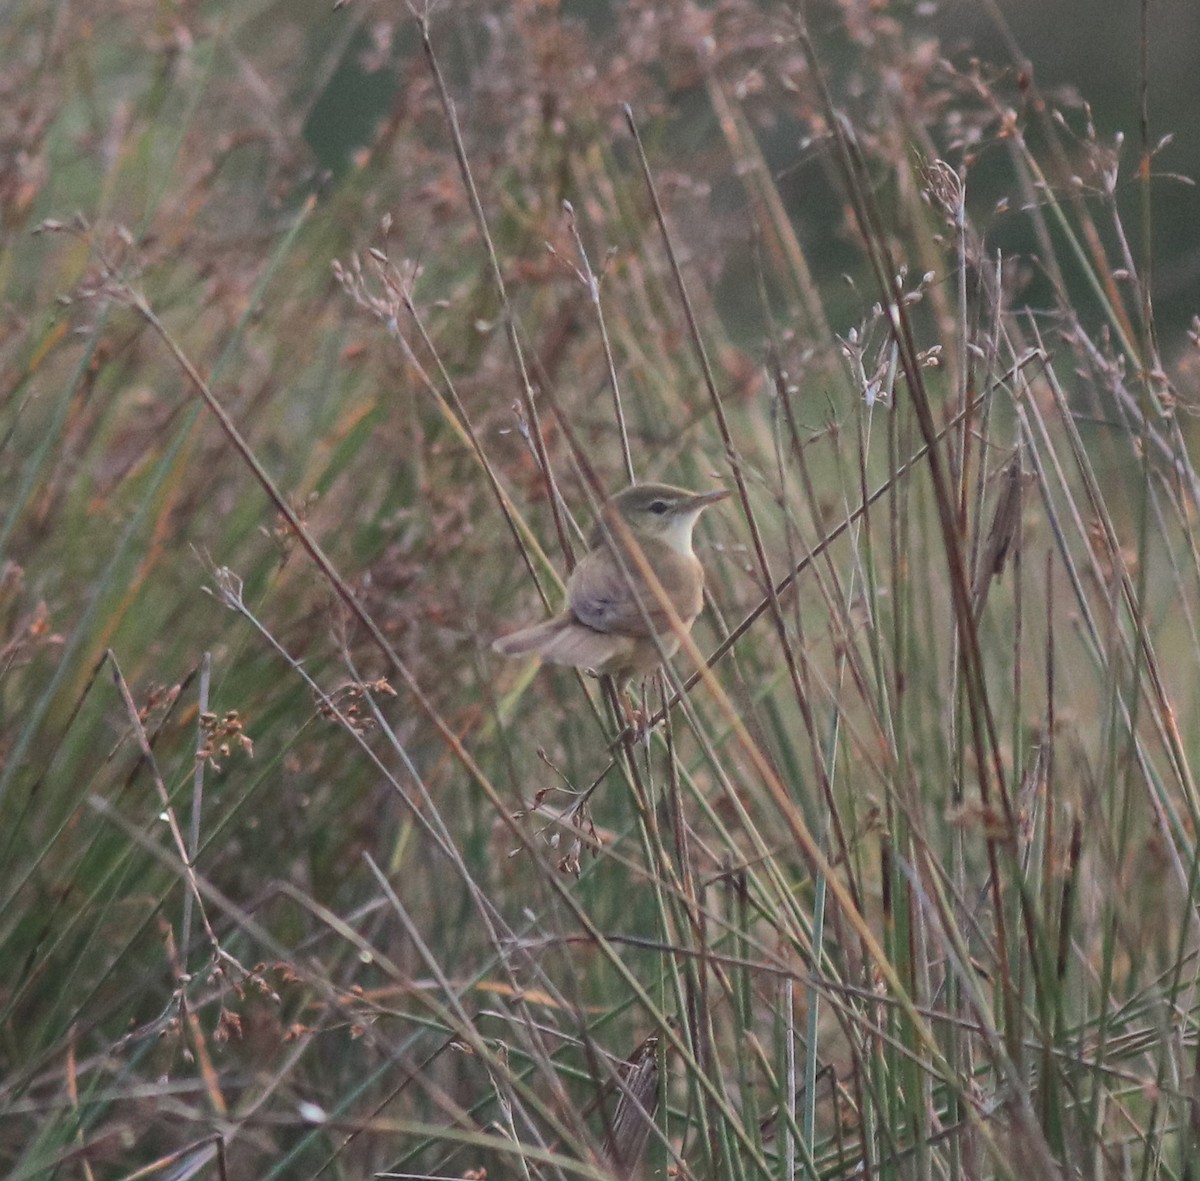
[196,710,253,770]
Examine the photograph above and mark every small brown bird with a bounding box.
[492,483,729,687]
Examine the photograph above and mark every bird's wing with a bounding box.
[568,541,702,638]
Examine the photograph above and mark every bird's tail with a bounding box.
[492,615,620,670]
[492,616,568,657]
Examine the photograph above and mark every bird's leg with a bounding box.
[638,677,655,744]
[620,679,654,744]
[618,684,642,734]
[600,675,640,744]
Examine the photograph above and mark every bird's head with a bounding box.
[597,483,730,555]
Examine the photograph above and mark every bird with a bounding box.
[492,483,729,690]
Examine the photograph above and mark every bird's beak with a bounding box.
[689,488,731,509]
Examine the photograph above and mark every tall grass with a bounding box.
[2,1,1199,1178]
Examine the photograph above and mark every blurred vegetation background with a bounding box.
[945,0,1200,335]
[3,1,1200,1179]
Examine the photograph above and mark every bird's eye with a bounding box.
[649,501,668,515]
